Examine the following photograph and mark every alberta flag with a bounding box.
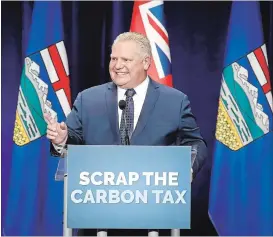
[209,2,273,235]
[4,2,71,235]
[130,0,173,87]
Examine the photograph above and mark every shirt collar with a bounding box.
[117,76,149,98]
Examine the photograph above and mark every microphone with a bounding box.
[118,100,130,145]
[118,100,126,110]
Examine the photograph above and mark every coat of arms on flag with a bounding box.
[216,44,273,151]
[13,41,71,146]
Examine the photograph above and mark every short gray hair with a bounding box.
[112,32,152,57]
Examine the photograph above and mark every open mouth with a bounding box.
[116,72,128,75]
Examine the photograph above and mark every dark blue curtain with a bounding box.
[2,1,273,235]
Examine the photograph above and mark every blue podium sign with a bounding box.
[67,145,191,229]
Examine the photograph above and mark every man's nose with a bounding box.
[115,59,124,69]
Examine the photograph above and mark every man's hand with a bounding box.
[45,113,68,145]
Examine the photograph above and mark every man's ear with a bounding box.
[143,55,151,70]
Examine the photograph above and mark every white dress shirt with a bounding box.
[117,76,149,130]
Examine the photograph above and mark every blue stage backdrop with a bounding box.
[2,1,273,236]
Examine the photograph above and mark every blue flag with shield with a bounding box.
[4,1,71,235]
[209,2,273,235]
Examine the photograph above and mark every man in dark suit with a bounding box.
[46,32,207,236]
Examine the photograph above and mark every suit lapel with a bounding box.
[105,82,120,144]
[131,79,160,142]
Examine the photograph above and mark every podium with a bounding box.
[56,145,197,236]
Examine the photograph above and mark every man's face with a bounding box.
[109,40,150,89]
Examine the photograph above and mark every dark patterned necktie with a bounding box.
[120,89,136,145]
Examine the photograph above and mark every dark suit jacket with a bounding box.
[52,79,207,177]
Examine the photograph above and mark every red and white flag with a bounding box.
[130,0,173,87]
